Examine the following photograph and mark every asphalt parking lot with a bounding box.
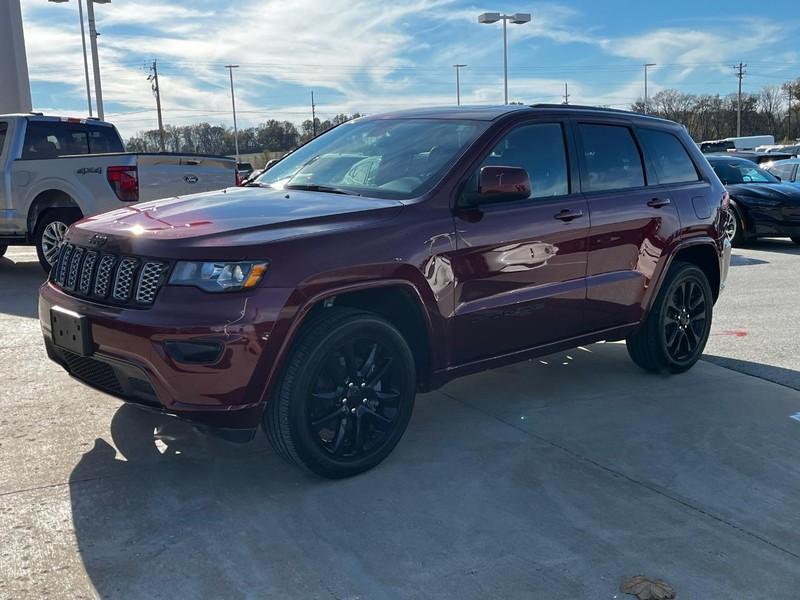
[2,243,800,599]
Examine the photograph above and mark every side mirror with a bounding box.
[478,165,531,202]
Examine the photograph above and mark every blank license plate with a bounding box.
[51,306,93,356]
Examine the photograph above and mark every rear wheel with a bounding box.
[34,208,82,272]
[626,262,713,374]
[264,307,416,478]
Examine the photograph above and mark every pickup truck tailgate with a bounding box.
[137,154,236,200]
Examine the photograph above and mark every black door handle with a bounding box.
[554,209,584,222]
[647,197,671,208]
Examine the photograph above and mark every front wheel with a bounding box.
[34,208,82,272]
[626,262,713,374]
[724,207,745,247]
[264,307,416,478]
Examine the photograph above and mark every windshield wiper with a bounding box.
[284,184,361,196]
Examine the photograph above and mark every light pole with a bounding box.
[86,0,110,120]
[478,12,531,105]
[453,64,466,106]
[643,63,656,114]
[226,64,240,164]
[48,0,93,117]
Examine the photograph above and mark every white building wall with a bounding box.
[0,0,33,114]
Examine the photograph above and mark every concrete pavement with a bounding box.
[2,245,800,599]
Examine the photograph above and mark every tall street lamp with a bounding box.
[453,64,466,106]
[226,64,240,164]
[478,12,531,104]
[643,63,656,115]
[86,0,110,120]
[48,0,93,117]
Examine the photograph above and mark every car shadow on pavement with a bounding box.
[729,254,769,266]
[742,239,800,255]
[0,256,46,319]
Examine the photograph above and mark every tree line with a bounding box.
[630,78,800,142]
[125,113,361,155]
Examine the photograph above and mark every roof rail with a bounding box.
[530,103,644,116]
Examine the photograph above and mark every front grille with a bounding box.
[61,350,124,396]
[52,243,168,308]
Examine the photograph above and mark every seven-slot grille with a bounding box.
[51,243,168,307]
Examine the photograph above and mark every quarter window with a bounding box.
[464,122,569,204]
[579,123,645,192]
[639,128,699,184]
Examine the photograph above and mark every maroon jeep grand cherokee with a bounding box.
[39,105,731,478]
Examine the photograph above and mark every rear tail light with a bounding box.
[235,172,243,186]
[107,165,139,202]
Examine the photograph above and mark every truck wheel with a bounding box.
[264,307,416,478]
[626,262,713,374]
[34,208,82,272]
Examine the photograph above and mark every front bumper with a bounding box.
[39,281,295,436]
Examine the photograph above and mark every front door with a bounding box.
[451,121,589,365]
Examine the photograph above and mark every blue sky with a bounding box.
[20,0,800,138]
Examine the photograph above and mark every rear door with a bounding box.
[451,119,589,364]
[577,120,682,330]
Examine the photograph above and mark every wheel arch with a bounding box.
[651,240,721,312]
[27,189,82,239]
[263,280,438,408]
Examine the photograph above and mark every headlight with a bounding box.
[168,261,268,292]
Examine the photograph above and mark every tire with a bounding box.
[0,244,7,258]
[264,307,417,478]
[626,262,713,374]
[724,206,745,247]
[34,208,82,273]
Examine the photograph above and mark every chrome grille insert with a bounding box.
[79,250,98,294]
[112,258,138,302]
[94,255,116,298]
[135,262,165,304]
[66,246,84,289]
[56,244,73,286]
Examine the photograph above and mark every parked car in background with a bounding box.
[708,155,800,246]
[755,143,800,156]
[0,114,237,270]
[766,158,800,185]
[706,151,795,165]
[39,105,730,478]
[700,135,775,153]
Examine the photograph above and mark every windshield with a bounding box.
[710,161,780,185]
[254,118,489,199]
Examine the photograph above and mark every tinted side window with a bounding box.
[464,123,569,204]
[638,128,699,184]
[22,122,88,158]
[579,123,644,192]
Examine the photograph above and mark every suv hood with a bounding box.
[727,183,800,205]
[71,186,404,251]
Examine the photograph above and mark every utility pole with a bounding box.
[453,64,466,106]
[734,62,746,137]
[311,90,317,137]
[148,60,164,151]
[643,63,656,114]
[85,0,107,120]
[562,82,570,105]
[77,0,92,116]
[226,64,240,164]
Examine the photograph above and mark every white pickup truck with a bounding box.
[0,114,237,270]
